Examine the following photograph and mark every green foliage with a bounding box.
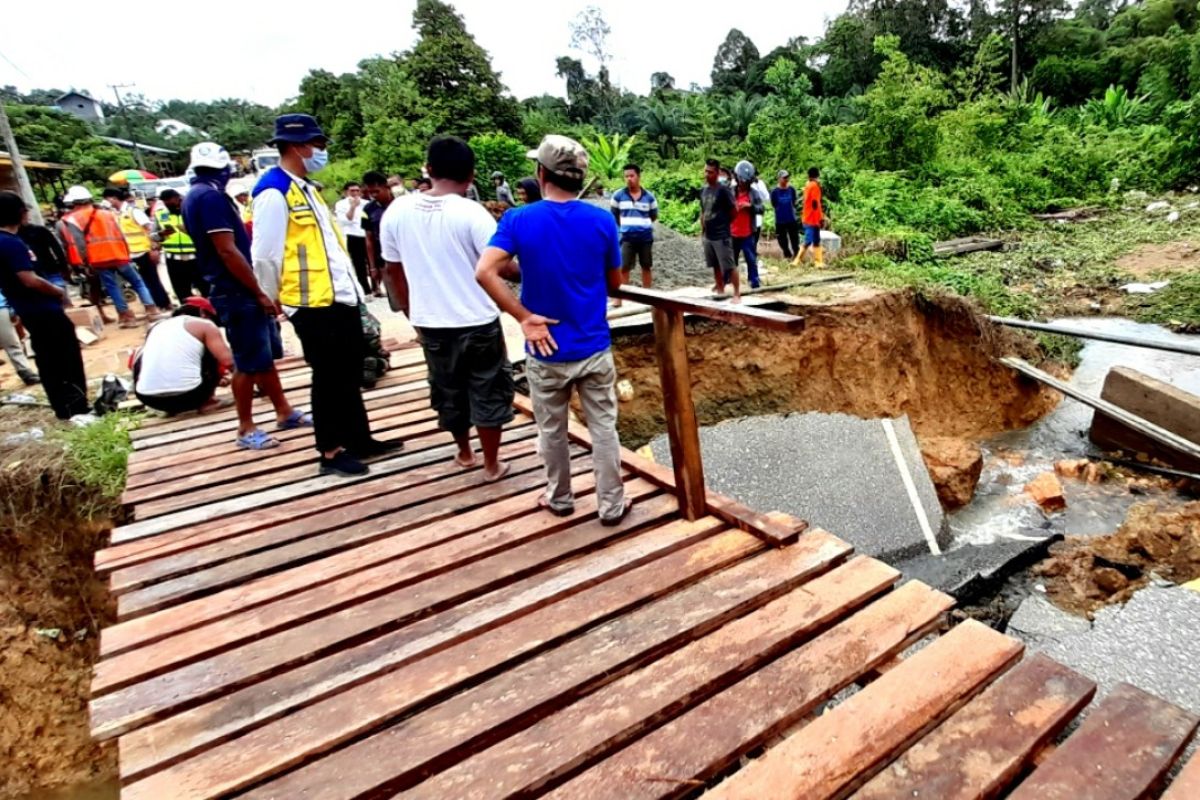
[582,132,638,184]
[848,36,949,172]
[470,133,530,198]
[711,29,764,95]
[314,157,371,204]
[1081,85,1150,127]
[1128,271,1200,327]
[656,199,700,235]
[52,413,140,501]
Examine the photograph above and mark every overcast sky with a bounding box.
[2,0,848,107]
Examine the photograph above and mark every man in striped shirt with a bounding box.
[610,163,658,306]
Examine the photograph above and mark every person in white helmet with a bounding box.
[182,141,306,451]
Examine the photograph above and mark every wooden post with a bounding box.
[652,306,706,520]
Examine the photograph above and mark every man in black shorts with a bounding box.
[380,135,515,481]
[701,158,739,303]
[609,163,658,307]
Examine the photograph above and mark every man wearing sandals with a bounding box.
[181,141,308,451]
[252,115,400,476]
[380,136,514,482]
[476,135,632,526]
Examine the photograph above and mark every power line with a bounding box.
[0,48,32,81]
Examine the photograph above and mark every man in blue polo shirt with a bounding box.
[609,163,657,307]
[181,141,304,451]
[476,134,631,527]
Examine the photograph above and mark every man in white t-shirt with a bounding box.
[380,135,515,481]
[333,181,372,293]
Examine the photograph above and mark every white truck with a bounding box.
[249,148,280,175]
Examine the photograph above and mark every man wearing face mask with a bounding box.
[251,114,397,477]
[183,141,305,451]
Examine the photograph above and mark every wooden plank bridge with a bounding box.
[90,289,1200,799]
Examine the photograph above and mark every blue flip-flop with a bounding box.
[236,429,281,450]
[276,410,314,430]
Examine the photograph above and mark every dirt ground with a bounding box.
[1035,499,1200,617]
[611,287,1061,449]
[0,407,117,797]
[1116,240,1200,280]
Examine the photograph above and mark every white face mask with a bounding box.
[302,148,329,173]
[718,176,729,186]
[390,185,405,198]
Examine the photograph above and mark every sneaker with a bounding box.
[319,451,369,477]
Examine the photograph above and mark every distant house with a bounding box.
[55,91,105,123]
[156,118,203,138]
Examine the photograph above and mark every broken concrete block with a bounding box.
[1026,472,1067,512]
[616,379,634,403]
[66,306,105,339]
[919,436,983,510]
[75,326,99,346]
[1055,459,1089,479]
[1007,594,1091,645]
[1090,366,1200,473]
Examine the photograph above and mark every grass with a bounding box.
[1126,271,1200,330]
[51,412,140,503]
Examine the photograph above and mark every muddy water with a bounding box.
[950,318,1200,547]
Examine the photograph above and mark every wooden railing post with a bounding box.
[651,306,706,520]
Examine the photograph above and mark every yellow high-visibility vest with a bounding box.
[154,206,195,255]
[254,167,344,308]
[117,205,152,255]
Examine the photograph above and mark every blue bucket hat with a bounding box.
[268,113,329,145]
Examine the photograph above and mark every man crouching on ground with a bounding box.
[476,135,632,526]
[381,135,514,481]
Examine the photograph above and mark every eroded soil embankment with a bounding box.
[613,289,1060,448]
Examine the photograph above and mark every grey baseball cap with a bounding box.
[777,169,790,179]
[527,135,589,181]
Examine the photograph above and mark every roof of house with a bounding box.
[56,91,98,104]
[0,151,70,171]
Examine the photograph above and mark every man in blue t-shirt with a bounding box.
[182,141,302,451]
[0,191,89,419]
[609,163,658,305]
[477,134,631,526]
[769,169,800,260]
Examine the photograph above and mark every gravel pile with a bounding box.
[584,199,710,289]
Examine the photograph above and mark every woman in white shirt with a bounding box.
[133,298,234,415]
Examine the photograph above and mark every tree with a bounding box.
[638,101,690,158]
[405,0,521,138]
[850,0,970,72]
[292,69,365,157]
[570,6,613,67]
[556,56,619,125]
[1000,0,1071,86]
[821,14,882,96]
[470,133,530,198]
[650,72,676,97]
[711,29,762,94]
[715,92,766,139]
[581,133,637,184]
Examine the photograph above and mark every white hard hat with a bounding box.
[189,141,231,171]
[227,182,250,198]
[64,185,93,204]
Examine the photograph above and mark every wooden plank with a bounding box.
[404,556,899,800]
[123,395,435,486]
[546,579,953,800]
[1007,682,1199,800]
[511,394,808,546]
[1162,749,1200,800]
[990,316,1200,358]
[652,307,706,520]
[92,485,677,735]
[855,653,1096,800]
[110,442,571,601]
[113,444,571,617]
[203,531,851,800]
[611,285,806,333]
[1003,357,1200,462]
[933,237,1003,256]
[108,419,533,545]
[704,620,1024,800]
[99,425,537,573]
[129,380,430,455]
[121,409,445,507]
[119,520,751,781]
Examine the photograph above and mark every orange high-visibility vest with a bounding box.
[59,206,132,269]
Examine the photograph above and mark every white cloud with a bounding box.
[2,0,847,107]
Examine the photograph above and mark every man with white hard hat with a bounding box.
[182,141,304,451]
[58,185,165,327]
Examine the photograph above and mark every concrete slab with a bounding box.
[648,411,948,561]
[1008,594,1093,645]
[900,533,1061,599]
[1038,585,1200,716]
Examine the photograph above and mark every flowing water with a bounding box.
[950,317,1200,547]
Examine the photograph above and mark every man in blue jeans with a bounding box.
[477,134,631,525]
[181,142,306,450]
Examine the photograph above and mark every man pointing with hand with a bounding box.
[476,134,631,526]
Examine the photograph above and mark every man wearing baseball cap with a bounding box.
[182,140,305,450]
[251,114,396,476]
[476,134,631,526]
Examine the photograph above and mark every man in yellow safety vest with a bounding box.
[154,189,207,303]
[251,113,396,477]
[104,188,172,310]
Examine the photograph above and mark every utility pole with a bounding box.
[0,100,44,225]
[108,83,146,170]
[1010,1,1020,90]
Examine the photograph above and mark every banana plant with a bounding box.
[581,132,638,183]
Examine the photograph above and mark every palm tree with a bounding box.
[717,92,766,139]
[639,102,691,158]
